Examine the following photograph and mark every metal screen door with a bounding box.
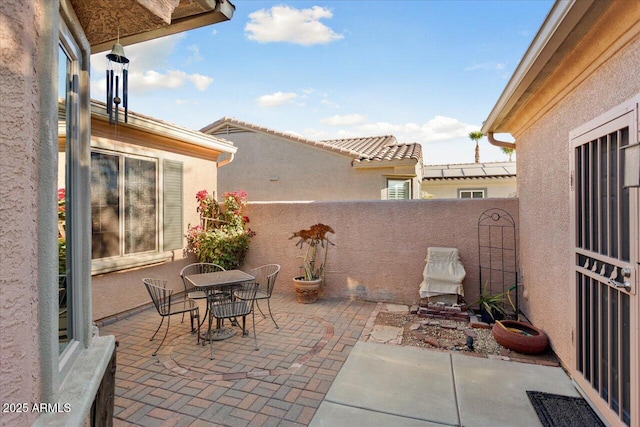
[571,104,639,426]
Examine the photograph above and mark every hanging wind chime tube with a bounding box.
[106,41,129,124]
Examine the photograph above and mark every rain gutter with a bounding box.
[481,0,594,146]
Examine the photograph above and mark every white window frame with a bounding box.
[89,147,176,274]
[36,7,116,423]
[387,178,412,200]
[458,189,486,199]
[57,12,84,383]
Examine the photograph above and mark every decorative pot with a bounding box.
[293,277,322,304]
[492,320,549,354]
[480,307,504,324]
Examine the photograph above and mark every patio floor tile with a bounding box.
[100,293,375,426]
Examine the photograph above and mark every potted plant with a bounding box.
[289,223,334,303]
[473,287,508,324]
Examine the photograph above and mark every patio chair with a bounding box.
[236,264,280,329]
[209,282,259,359]
[143,278,201,356]
[180,263,225,330]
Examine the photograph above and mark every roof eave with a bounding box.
[89,102,237,155]
[353,158,418,169]
[88,0,235,54]
[481,0,594,134]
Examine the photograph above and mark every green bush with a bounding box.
[185,190,255,270]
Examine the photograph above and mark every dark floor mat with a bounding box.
[527,391,605,427]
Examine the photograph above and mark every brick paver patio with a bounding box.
[98,292,377,426]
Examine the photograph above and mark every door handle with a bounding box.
[608,267,632,291]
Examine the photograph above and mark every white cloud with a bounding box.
[92,69,213,95]
[245,5,343,46]
[117,33,186,70]
[187,74,213,90]
[465,62,505,71]
[302,116,478,147]
[321,114,366,126]
[320,99,340,109]
[186,44,203,63]
[91,33,213,97]
[258,91,298,107]
[130,70,212,92]
[308,115,475,143]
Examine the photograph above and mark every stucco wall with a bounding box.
[243,198,519,305]
[91,198,519,319]
[216,131,415,201]
[0,1,46,424]
[422,178,517,199]
[515,34,640,368]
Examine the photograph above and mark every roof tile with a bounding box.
[203,117,421,163]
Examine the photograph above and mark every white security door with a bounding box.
[571,99,639,427]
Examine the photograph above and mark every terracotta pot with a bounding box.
[492,320,549,354]
[293,277,322,304]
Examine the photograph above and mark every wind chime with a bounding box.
[106,35,129,124]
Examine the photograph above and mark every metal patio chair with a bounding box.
[179,263,225,330]
[143,278,200,356]
[209,282,259,359]
[236,264,280,329]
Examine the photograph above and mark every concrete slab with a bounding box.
[368,325,403,344]
[322,341,459,426]
[310,401,445,427]
[452,353,579,427]
[385,303,409,312]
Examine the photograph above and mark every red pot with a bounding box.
[492,320,549,354]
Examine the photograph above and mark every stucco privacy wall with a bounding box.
[243,198,519,305]
[217,131,408,201]
[91,198,518,320]
[515,34,640,369]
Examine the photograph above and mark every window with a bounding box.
[387,178,411,200]
[56,10,89,384]
[91,150,182,270]
[459,189,485,199]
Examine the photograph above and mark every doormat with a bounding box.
[526,391,605,427]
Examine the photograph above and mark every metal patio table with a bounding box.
[185,269,255,341]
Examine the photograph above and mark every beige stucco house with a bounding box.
[482,1,640,425]
[1,1,235,425]
[66,101,236,320]
[201,117,424,201]
[422,161,517,199]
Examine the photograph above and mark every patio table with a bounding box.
[185,269,255,341]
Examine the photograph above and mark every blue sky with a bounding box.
[90,1,554,165]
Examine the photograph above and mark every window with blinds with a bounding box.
[90,150,183,261]
[387,178,411,200]
[163,160,183,251]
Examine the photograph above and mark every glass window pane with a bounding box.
[124,157,157,254]
[58,44,70,354]
[91,152,120,259]
[388,179,410,200]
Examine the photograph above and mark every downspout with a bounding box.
[217,152,234,167]
[487,132,516,149]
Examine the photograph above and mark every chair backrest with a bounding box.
[143,278,172,316]
[180,263,225,293]
[212,282,258,318]
[250,264,280,297]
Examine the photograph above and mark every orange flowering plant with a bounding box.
[289,223,335,281]
[185,190,255,270]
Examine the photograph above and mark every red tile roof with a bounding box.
[202,117,421,163]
